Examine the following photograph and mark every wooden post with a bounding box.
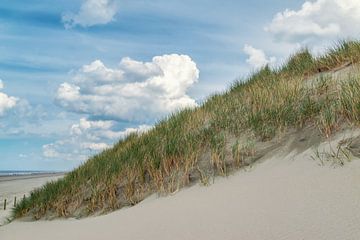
[23,194,25,201]
[3,199,6,210]
[14,196,17,207]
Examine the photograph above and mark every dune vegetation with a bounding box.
[13,40,360,220]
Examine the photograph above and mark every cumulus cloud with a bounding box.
[56,54,199,122]
[0,80,18,116]
[62,0,119,28]
[43,117,152,161]
[70,118,151,141]
[43,144,61,158]
[266,0,360,43]
[243,45,276,69]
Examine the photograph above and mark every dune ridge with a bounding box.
[12,40,360,220]
[1,129,360,239]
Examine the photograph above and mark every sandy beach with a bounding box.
[0,173,64,225]
[1,135,360,240]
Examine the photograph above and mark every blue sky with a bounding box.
[1,0,359,171]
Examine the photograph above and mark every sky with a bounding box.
[1,0,360,171]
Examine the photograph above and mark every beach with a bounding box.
[0,173,64,225]
[1,139,360,240]
[3,0,360,239]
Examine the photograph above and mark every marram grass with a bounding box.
[13,40,360,219]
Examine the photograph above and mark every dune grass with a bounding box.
[13,40,360,220]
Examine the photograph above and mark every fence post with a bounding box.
[14,196,17,207]
[3,199,6,210]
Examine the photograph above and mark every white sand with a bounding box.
[0,174,63,225]
[1,140,360,240]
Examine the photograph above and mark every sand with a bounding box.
[1,135,360,240]
[0,174,64,225]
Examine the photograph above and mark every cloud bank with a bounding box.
[243,45,276,69]
[266,0,360,43]
[0,80,18,116]
[43,118,151,161]
[56,54,199,123]
[62,0,119,28]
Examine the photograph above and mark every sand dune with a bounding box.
[1,133,360,240]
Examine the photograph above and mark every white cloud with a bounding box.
[266,0,360,43]
[0,80,18,116]
[56,54,199,122]
[62,0,119,28]
[243,44,276,69]
[80,142,110,151]
[43,117,152,161]
[43,144,60,158]
[70,118,151,141]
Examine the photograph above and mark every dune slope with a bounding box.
[12,40,360,220]
[2,130,360,240]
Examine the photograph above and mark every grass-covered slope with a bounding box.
[14,41,360,219]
